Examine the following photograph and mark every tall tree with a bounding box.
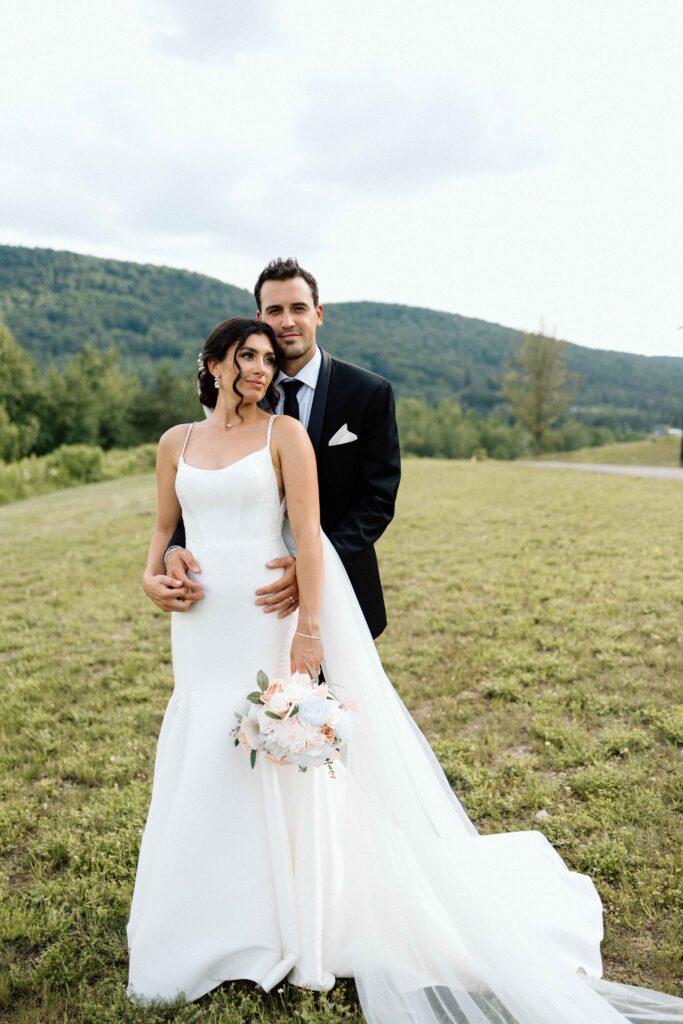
[502,330,578,454]
[36,346,139,453]
[128,363,199,441]
[0,323,40,460]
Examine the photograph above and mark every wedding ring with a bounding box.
[289,596,294,604]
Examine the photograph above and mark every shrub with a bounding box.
[45,445,105,485]
[0,443,158,506]
[101,444,156,479]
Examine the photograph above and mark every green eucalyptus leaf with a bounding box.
[257,670,269,692]
[304,660,319,684]
[265,710,282,720]
[250,749,257,769]
[246,691,262,704]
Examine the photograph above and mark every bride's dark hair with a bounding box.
[197,318,281,418]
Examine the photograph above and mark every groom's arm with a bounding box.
[165,516,186,554]
[328,380,401,558]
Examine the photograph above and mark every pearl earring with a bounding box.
[214,375,220,389]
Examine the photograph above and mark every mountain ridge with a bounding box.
[1,244,681,429]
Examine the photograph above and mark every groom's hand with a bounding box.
[254,556,299,618]
[142,548,204,613]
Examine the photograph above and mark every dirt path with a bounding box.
[516,460,683,481]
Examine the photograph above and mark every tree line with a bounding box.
[2,245,682,431]
[0,323,641,465]
[0,324,199,461]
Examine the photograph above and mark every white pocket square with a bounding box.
[328,424,358,446]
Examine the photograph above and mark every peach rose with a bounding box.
[321,725,336,743]
[260,678,285,704]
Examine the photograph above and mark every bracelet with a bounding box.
[295,631,322,640]
[163,545,183,565]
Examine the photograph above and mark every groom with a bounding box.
[143,257,401,639]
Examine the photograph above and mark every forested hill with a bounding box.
[1,244,681,429]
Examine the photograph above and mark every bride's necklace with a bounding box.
[218,413,257,431]
[216,408,242,430]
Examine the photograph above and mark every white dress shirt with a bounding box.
[274,346,322,428]
[273,346,322,556]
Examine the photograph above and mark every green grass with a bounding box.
[1,463,681,1022]
[535,435,681,466]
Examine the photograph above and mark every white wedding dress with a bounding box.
[127,416,683,1023]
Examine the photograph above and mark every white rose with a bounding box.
[290,670,317,689]
[277,718,308,753]
[268,691,291,715]
[298,692,330,727]
[284,677,311,702]
[303,746,335,768]
[334,709,353,742]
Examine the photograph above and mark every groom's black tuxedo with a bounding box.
[303,347,401,637]
[168,347,401,638]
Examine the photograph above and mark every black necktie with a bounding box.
[282,379,303,421]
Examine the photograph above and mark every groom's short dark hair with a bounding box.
[254,258,319,311]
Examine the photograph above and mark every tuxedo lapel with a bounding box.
[307,347,331,453]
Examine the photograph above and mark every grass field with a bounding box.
[535,435,681,466]
[1,462,682,1023]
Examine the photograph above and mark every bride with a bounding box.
[127,317,682,1023]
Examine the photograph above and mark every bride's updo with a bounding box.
[197,317,281,414]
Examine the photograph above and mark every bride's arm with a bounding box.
[276,418,323,677]
[142,427,187,599]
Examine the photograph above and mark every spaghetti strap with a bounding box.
[180,422,195,460]
[265,414,277,450]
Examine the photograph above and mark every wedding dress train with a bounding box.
[127,416,682,1023]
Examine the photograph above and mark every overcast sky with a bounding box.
[1,0,681,357]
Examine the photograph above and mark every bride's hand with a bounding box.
[290,630,323,679]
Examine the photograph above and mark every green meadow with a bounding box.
[536,434,681,467]
[1,462,681,1023]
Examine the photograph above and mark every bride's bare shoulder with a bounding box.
[158,422,194,456]
[273,414,311,446]
[271,416,314,469]
[274,413,306,432]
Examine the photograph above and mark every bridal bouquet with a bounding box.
[231,670,353,776]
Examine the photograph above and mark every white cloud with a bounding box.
[0,22,325,255]
[139,0,283,60]
[0,0,681,356]
[297,73,551,194]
